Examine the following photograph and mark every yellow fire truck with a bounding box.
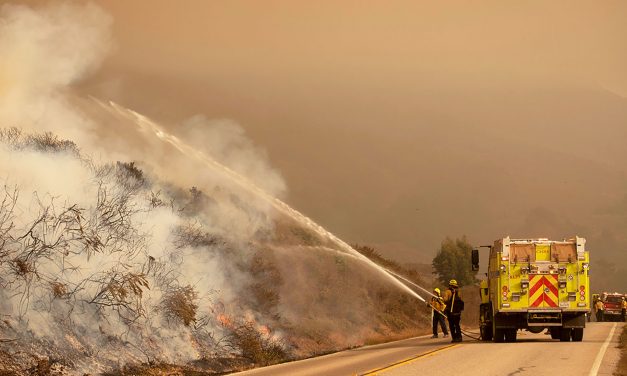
[472,237,590,342]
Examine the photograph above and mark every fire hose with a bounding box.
[428,302,482,341]
[384,268,482,341]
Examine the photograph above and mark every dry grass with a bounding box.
[248,250,282,319]
[616,324,627,376]
[460,285,481,328]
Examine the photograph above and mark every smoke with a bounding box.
[0,2,112,143]
[0,2,294,372]
[0,2,430,373]
[179,115,287,198]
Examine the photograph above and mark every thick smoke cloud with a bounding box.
[0,2,112,142]
[0,2,296,372]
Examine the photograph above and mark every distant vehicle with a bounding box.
[599,292,625,321]
[472,237,590,342]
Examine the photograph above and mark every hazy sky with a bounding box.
[32,1,627,280]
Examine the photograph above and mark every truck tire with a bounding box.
[480,304,493,341]
[572,328,584,342]
[493,328,505,342]
[504,329,517,342]
[481,324,493,341]
[560,328,571,342]
[492,318,505,343]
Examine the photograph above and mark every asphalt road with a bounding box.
[230,322,623,376]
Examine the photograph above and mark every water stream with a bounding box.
[95,99,432,302]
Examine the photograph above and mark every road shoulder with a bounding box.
[608,323,626,376]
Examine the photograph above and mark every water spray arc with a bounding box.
[95,99,429,303]
[292,245,435,300]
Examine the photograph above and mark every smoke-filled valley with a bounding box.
[0,3,430,374]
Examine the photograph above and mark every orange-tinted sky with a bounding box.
[63,1,627,286]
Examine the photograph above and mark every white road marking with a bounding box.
[588,323,617,376]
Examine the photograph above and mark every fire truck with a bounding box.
[600,292,626,321]
[472,237,590,342]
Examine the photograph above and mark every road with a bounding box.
[230,322,623,376]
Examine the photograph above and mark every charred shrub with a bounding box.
[90,272,149,322]
[225,320,287,366]
[22,132,79,155]
[160,285,199,326]
[172,223,227,249]
[12,258,34,277]
[182,187,213,217]
[115,161,146,190]
[50,282,67,298]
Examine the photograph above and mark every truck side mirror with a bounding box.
[471,249,480,271]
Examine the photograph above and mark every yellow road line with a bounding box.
[360,343,461,375]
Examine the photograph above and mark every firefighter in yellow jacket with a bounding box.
[621,297,626,322]
[442,279,464,342]
[427,288,449,338]
[595,299,605,322]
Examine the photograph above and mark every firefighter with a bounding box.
[442,279,464,342]
[427,288,449,338]
[595,299,605,322]
[621,297,626,322]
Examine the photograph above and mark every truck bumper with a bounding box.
[494,310,586,329]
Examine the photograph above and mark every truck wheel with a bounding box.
[492,318,504,342]
[480,324,493,341]
[504,329,517,342]
[560,328,572,342]
[493,328,505,342]
[572,328,584,342]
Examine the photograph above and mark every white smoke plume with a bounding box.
[0,2,293,373]
[0,2,111,142]
[179,115,287,198]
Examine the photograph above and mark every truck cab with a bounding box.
[473,237,590,342]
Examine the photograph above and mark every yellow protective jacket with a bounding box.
[622,300,627,309]
[595,300,604,312]
[430,295,446,312]
[442,287,462,313]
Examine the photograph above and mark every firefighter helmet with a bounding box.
[434,287,441,295]
[449,279,458,287]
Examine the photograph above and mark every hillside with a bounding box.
[0,129,431,375]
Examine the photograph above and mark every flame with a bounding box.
[217,313,233,328]
[258,325,270,336]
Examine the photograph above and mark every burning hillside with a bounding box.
[0,128,428,374]
[0,3,430,375]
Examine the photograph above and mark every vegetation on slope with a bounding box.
[0,129,431,375]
